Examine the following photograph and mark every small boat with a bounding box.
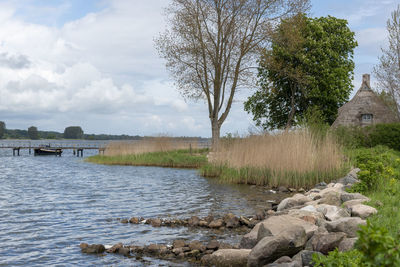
[34,146,62,156]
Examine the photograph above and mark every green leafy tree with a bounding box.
[0,121,5,139]
[63,126,84,139]
[245,15,357,130]
[28,126,39,140]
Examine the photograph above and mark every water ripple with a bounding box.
[0,148,285,266]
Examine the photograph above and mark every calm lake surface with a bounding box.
[0,141,285,266]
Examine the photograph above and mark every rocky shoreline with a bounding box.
[80,168,377,266]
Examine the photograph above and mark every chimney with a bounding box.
[362,74,371,89]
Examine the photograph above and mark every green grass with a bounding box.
[315,146,400,266]
[85,148,209,169]
[200,163,349,189]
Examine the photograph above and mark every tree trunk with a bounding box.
[285,86,296,131]
[211,119,220,151]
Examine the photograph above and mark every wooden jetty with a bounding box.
[1,142,106,157]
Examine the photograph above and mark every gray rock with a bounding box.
[342,199,369,209]
[317,191,342,206]
[337,175,359,185]
[201,249,251,267]
[224,213,240,228]
[350,204,377,219]
[240,223,261,249]
[325,217,366,238]
[277,194,312,211]
[292,250,323,267]
[173,239,186,248]
[247,225,307,267]
[256,215,318,241]
[338,237,357,252]
[80,243,105,254]
[188,216,200,226]
[316,204,350,221]
[340,192,369,203]
[306,232,346,254]
[206,240,220,250]
[189,240,205,252]
[209,219,224,228]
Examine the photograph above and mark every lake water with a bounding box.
[0,143,285,266]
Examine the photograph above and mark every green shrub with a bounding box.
[348,146,400,193]
[332,123,400,151]
[312,249,362,267]
[355,221,400,266]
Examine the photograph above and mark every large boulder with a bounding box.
[240,223,261,249]
[248,225,307,267]
[201,249,251,267]
[350,204,377,219]
[342,199,369,209]
[277,194,312,211]
[316,204,350,221]
[287,209,325,226]
[257,215,318,241]
[306,232,346,254]
[325,217,366,238]
[317,191,342,206]
[340,192,369,203]
[265,256,302,267]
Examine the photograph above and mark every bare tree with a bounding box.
[155,0,310,149]
[374,4,400,117]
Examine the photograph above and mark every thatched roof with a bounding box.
[332,74,399,127]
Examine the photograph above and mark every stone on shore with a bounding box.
[306,232,346,254]
[350,204,377,219]
[240,223,261,249]
[80,243,105,254]
[188,216,200,227]
[338,238,358,252]
[317,191,342,206]
[277,194,312,211]
[316,204,350,221]
[342,199,369,209]
[172,239,186,248]
[257,215,318,241]
[201,249,251,267]
[209,219,224,228]
[292,250,323,267]
[248,225,307,266]
[224,213,240,228]
[129,217,140,224]
[340,192,369,203]
[325,217,366,238]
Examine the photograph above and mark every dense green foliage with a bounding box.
[86,149,209,168]
[28,126,39,140]
[63,126,84,139]
[245,15,357,130]
[0,121,5,139]
[315,146,400,266]
[333,123,400,150]
[313,249,362,267]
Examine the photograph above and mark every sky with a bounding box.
[0,0,398,137]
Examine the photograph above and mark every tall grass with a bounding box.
[201,130,347,188]
[103,137,199,156]
[86,137,208,168]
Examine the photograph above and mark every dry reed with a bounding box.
[104,137,199,156]
[204,130,346,187]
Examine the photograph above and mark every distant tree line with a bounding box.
[0,122,205,141]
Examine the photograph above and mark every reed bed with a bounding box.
[201,130,348,188]
[86,137,208,168]
[103,137,199,156]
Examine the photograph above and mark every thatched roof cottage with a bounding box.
[332,74,399,127]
